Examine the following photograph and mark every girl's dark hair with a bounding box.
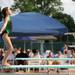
[2,7,8,18]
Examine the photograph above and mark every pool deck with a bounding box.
[0,69,75,75]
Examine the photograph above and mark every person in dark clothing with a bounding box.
[15,49,29,65]
[0,49,4,65]
[0,49,4,72]
[15,49,29,72]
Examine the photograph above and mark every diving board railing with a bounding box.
[0,58,75,69]
[0,65,75,69]
[15,58,75,60]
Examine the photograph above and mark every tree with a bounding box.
[52,12,75,32]
[72,0,75,2]
[52,12,75,41]
[13,0,63,16]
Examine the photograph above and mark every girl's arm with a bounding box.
[0,17,9,34]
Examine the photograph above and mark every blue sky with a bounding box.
[0,0,75,20]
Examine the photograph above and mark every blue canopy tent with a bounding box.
[12,12,67,36]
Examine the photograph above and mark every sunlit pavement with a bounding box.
[0,69,75,75]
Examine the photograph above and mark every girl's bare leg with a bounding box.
[2,33,13,66]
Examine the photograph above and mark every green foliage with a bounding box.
[52,12,75,41]
[72,0,75,2]
[52,12,75,32]
[13,0,63,16]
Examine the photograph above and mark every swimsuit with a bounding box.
[1,16,12,37]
